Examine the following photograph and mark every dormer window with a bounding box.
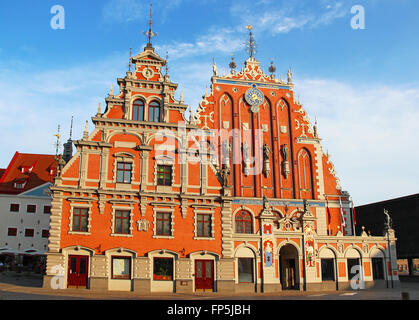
[49,167,57,176]
[21,166,33,174]
[132,99,144,121]
[14,179,27,189]
[148,101,160,122]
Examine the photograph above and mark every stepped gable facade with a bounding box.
[43,38,399,292]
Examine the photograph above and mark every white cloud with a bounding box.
[155,27,243,60]
[0,53,127,167]
[231,0,348,34]
[295,77,419,205]
[102,0,146,23]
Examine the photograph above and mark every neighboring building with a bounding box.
[0,152,58,272]
[355,193,419,278]
[43,26,399,292]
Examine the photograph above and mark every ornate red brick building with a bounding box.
[43,26,399,292]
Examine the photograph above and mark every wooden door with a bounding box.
[195,260,214,291]
[284,259,296,289]
[67,255,88,288]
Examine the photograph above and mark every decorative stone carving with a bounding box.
[281,144,290,179]
[263,143,271,178]
[221,141,231,167]
[242,142,250,176]
[287,68,293,84]
[220,164,230,188]
[137,219,150,232]
[212,60,217,76]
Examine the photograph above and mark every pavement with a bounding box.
[0,272,418,300]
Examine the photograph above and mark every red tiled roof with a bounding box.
[0,152,58,195]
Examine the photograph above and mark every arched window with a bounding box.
[148,101,160,122]
[132,99,144,121]
[297,148,313,199]
[235,211,253,234]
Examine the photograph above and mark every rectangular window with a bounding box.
[114,210,130,234]
[153,257,173,281]
[43,206,51,214]
[7,228,17,237]
[238,258,254,283]
[42,229,50,238]
[157,165,172,186]
[156,212,171,236]
[27,204,36,213]
[116,162,132,184]
[321,258,335,281]
[72,208,89,232]
[197,214,212,237]
[111,257,131,280]
[372,258,384,280]
[25,229,34,237]
[10,203,19,212]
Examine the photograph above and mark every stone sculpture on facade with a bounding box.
[263,143,271,178]
[281,144,290,179]
[242,142,250,176]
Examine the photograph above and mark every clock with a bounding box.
[244,86,264,112]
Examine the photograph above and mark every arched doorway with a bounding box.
[279,244,299,290]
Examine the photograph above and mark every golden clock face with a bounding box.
[245,87,264,107]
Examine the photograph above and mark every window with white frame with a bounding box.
[116,162,132,184]
[72,208,89,232]
[152,208,174,238]
[114,210,131,235]
[111,256,131,280]
[156,212,172,236]
[196,213,212,238]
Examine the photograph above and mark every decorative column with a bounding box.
[300,199,317,290]
[259,196,279,292]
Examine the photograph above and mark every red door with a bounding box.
[67,255,88,288]
[195,260,214,291]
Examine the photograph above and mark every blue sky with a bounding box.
[0,0,418,205]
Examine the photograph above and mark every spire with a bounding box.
[63,117,74,163]
[128,48,133,72]
[143,3,158,48]
[245,25,256,58]
[54,124,61,157]
[83,121,89,140]
[69,116,73,140]
[97,102,102,117]
[165,51,169,76]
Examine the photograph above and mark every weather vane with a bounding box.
[143,3,158,46]
[245,24,256,58]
